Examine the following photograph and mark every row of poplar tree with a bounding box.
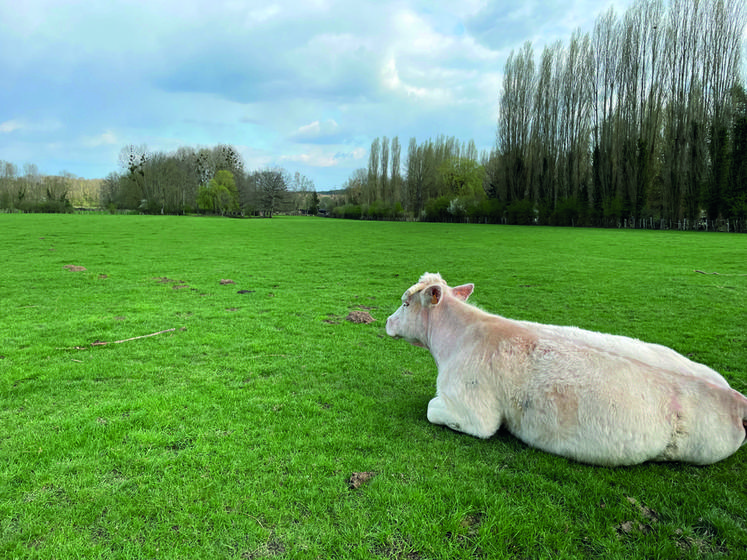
[332,0,747,230]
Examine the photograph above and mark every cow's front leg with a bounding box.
[427,396,463,430]
[427,396,495,439]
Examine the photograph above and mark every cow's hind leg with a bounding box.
[427,396,496,439]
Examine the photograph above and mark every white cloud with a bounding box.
[288,119,340,142]
[82,130,118,147]
[381,56,457,106]
[245,4,281,25]
[0,118,62,134]
[281,152,338,167]
[280,145,366,168]
[232,145,276,171]
[0,119,24,133]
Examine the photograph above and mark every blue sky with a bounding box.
[0,0,632,189]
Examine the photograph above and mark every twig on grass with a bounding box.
[58,328,182,350]
[694,270,747,276]
[90,328,178,346]
[244,514,266,529]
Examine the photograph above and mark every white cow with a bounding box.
[386,272,747,466]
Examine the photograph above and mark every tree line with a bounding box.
[0,145,320,217]
[0,161,101,212]
[101,144,318,217]
[331,0,747,231]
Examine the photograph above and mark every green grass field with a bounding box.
[1,214,746,559]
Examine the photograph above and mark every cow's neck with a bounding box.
[426,299,526,368]
[426,298,483,365]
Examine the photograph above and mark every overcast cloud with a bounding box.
[0,0,632,189]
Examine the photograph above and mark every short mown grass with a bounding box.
[1,214,745,559]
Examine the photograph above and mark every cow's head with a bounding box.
[386,272,474,348]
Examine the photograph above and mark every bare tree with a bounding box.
[288,171,315,213]
[366,137,380,205]
[661,0,706,223]
[118,144,150,210]
[341,168,367,206]
[405,137,436,214]
[591,6,620,220]
[390,136,401,205]
[254,169,288,217]
[380,136,389,203]
[498,41,535,202]
[558,30,592,203]
[702,0,747,220]
[531,41,562,210]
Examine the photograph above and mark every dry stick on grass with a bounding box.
[59,328,181,350]
[90,328,178,346]
[694,270,747,276]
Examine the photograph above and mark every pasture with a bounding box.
[1,214,745,559]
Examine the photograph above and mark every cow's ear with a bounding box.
[452,283,474,301]
[422,284,443,307]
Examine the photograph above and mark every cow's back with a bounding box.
[517,321,730,388]
[508,336,744,465]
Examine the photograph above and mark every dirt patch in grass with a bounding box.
[674,525,728,556]
[324,310,376,324]
[323,313,341,324]
[348,471,376,490]
[241,534,286,559]
[443,513,486,559]
[614,505,728,558]
[614,496,659,537]
[63,265,87,272]
[373,537,421,560]
[346,311,375,324]
[153,277,197,291]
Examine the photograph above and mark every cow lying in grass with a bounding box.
[386,272,747,466]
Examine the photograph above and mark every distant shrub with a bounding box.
[469,198,505,224]
[447,198,467,221]
[423,196,451,222]
[364,200,391,220]
[331,204,363,219]
[0,190,11,210]
[550,197,582,227]
[17,200,73,214]
[603,197,624,223]
[392,201,405,220]
[506,199,535,225]
[329,196,502,224]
